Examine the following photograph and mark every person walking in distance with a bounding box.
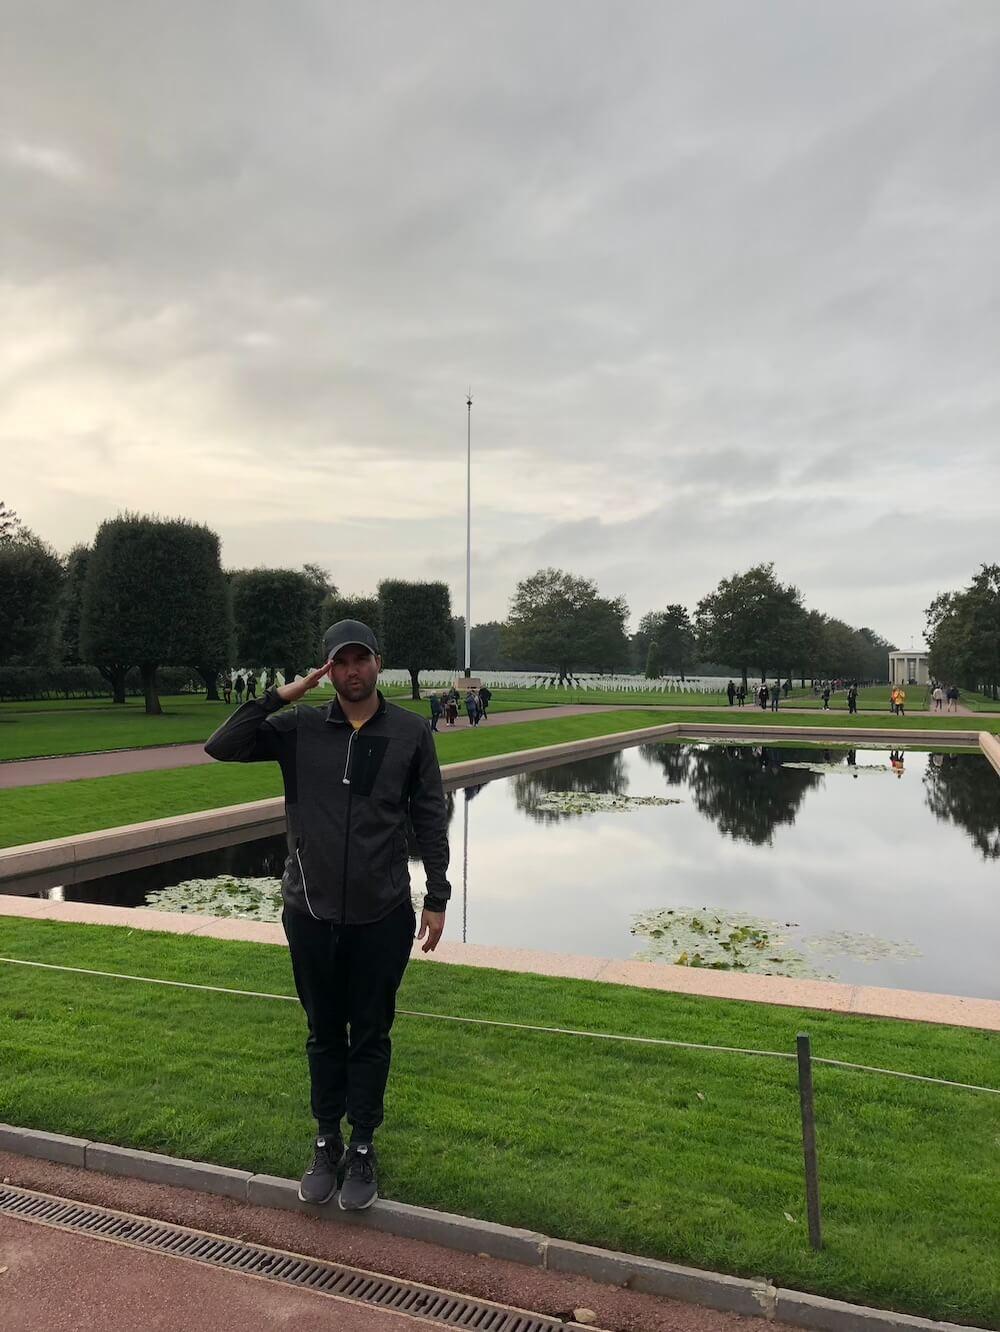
[428,692,442,732]
[932,684,944,712]
[821,684,831,710]
[465,688,480,726]
[895,685,906,717]
[222,674,232,705]
[847,681,858,714]
[478,684,492,720]
[234,673,245,705]
[245,672,257,702]
[770,680,780,712]
[204,620,450,1211]
[726,680,736,707]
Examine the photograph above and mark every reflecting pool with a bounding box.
[45,743,1000,999]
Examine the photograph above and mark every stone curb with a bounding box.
[772,1290,979,1332]
[543,1237,773,1317]
[84,1142,253,1201]
[0,1124,986,1332]
[978,731,1000,780]
[0,1124,89,1167]
[247,1174,546,1263]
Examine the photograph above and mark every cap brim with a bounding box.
[326,640,377,660]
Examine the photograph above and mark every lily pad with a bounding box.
[630,907,830,978]
[533,792,682,815]
[145,876,285,921]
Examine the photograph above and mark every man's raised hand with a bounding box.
[277,662,331,704]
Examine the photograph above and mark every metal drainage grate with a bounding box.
[0,1184,593,1331]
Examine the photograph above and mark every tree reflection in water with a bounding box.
[642,742,826,846]
[923,753,1000,860]
[512,751,629,824]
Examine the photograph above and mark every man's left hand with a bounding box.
[417,909,445,953]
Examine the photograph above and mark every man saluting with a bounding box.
[205,619,451,1210]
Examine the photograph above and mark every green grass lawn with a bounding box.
[956,690,1000,713]
[2,706,996,849]
[0,711,674,847]
[0,917,996,1325]
[5,687,999,764]
[0,694,556,762]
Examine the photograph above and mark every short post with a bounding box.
[796,1032,823,1250]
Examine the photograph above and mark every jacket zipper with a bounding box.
[341,731,358,924]
[296,846,320,921]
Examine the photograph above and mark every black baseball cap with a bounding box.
[323,619,380,661]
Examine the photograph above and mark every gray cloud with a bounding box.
[3,1,998,648]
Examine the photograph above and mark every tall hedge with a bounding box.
[230,569,319,686]
[81,513,230,713]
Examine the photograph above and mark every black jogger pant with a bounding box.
[282,898,415,1140]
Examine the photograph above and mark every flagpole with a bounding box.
[464,391,472,678]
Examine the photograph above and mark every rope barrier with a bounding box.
[1,955,997,1097]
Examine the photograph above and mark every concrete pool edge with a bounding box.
[0,720,989,892]
[2,896,998,1032]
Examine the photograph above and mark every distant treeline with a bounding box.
[1,500,897,710]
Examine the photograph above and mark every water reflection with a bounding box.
[640,743,823,846]
[924,753,1000,859]
[512,751,628,823]
[34,743,1000,999]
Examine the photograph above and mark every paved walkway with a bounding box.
[0,1151,775,1332]
[0,702,978,789]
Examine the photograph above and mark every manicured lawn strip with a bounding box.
[477,686,734,707]
[0,764,285,849]
[3,706,996,849]
[0,711,670,847]
[8,686,995,763]
[0,919,996,1326]
[955,691,1000,713]
[0,695,556,761]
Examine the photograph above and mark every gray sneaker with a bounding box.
[298,1135,345,1205]
[338,1142,378,1210]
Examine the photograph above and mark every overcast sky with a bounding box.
[4,2,998,648]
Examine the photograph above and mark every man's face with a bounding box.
[329,644,381,702]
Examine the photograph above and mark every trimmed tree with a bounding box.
[231,568,319,687]
[59,546,90,668]
[645,640,662,679]
[320,593,382,645]
[0,527,64,667]
[378,579,453,698]
[503,568,630,683]
[81,514,230,713]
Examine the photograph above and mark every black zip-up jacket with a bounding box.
[204,688,451,924]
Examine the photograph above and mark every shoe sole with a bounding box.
[297,1183,338,1205]
[338,1190,378,1211]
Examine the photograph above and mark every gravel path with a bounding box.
[0,1151,787,1332]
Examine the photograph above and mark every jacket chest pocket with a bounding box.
[349,734,393,797]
